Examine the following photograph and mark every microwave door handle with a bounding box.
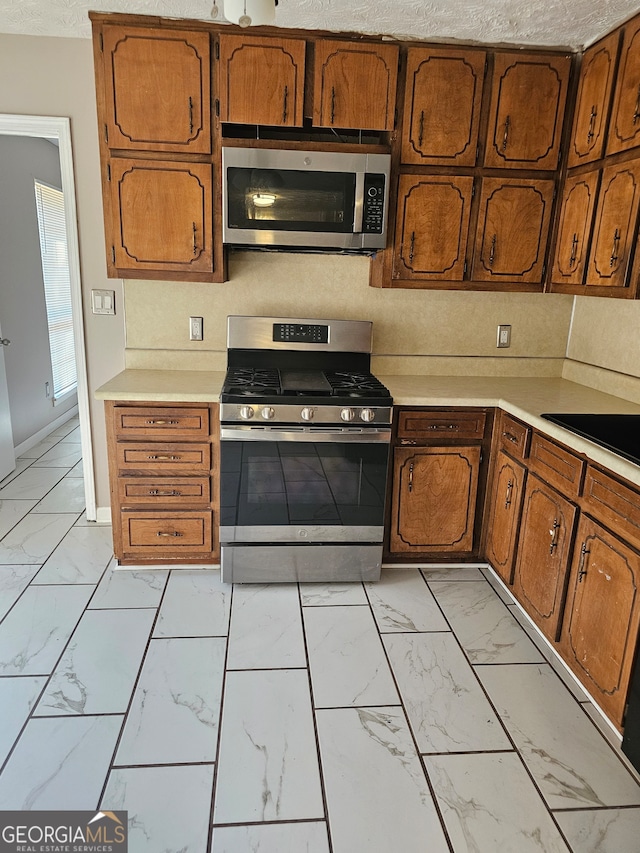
[354,172,365,233]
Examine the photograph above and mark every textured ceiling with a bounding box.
[0,0,639,49]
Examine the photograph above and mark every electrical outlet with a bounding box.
[497,324,511,348]
[189,316,204,341]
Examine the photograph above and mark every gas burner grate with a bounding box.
[222,367,281,396]
[324,371,391,397]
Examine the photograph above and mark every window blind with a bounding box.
[34,180,77,402]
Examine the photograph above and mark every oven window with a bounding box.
[221,441,389,527]
[226,167,356,233]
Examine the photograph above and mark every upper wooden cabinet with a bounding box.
[567,31,619,167]
[586,160,640,289]
[551,171,600,286]
[393,174,474,280]
[313,39,399,130]
[400,47,486,166]
[607,18,640,155]
[217,34,305,126]
[472,178,555,283]
[109,158,213,275]
[100,25,211,154]
[484,52,571,170]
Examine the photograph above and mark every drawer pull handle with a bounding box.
[409,230,415,263]
[577,542,589,581]
[282,85,288,123]
[157,531,184,538]
[634,84,640,125]
[149,490,181,496]
[549,518,560,554]
[146,419,179,425]
[400,439,417,446]
[504,478,513,509]
[428,423,459,431]
[488,233,497,267]
[569,233,579,269]
[408,461,414,493]
[610,228,621,267]
[147,455,180,461]
[501,114,511,151]
[418,110,425,148]
[502,431,518,444]
[330,86,336,125]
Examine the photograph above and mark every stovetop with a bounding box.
[221,367,392,406]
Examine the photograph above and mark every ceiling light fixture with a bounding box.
[222,0,278,28]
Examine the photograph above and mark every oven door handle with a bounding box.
[220,426,391,443]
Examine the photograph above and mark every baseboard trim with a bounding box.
[95,506,112,524]
[14,405,79,457]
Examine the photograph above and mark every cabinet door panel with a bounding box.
[390,446,480,553]
[314,40,399,130]
[512,475,577,641]
[102,26,211,153]
[218,34,305,126]
[586,161,640,289]
[559,516,640,727]
[472,178,554,283]
[110,159,213,274]
[568,31,619,167]
[607,20,640,155]
[551,172,600,286]
[484,53,570,170]
[393,175,474,280]
[485,450,526,584]
[401,47,485,166]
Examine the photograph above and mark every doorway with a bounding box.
[0,114,95,519]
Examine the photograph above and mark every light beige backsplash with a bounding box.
[567,295,640,379]
[124,251,574,375]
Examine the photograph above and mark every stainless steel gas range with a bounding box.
[219,316,393,583]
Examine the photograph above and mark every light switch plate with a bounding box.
[91,289,116,315]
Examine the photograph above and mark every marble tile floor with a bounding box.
[1,418,640,850]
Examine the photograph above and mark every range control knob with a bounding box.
[360,408,376,423]
[261,406,275,420]
[301,407,315,421]
[340,407,356,422]
[239,405,255,420]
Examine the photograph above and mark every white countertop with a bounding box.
[95,369,640,487]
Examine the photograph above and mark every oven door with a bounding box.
[220,426,391,544]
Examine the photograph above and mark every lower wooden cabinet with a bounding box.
[558,515,640,727]
[386,407,492,560]
[389,445,480,553]
[511,473,578,641]
[105,401,220,565]
[484,449,526,584]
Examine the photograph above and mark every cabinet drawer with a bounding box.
[113,406,210,439]
[397,410,486,441]
[498,413,530,460]
[121,511,213,554]
[583,466,640,551]
[116,442,210,474]
[118,477,210,507]
[528,433,584,498]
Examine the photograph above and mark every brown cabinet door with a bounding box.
[389,446,480,553]
[551,171,600,286]
[484,52,570,170]
[485,450,527,584]
[401,47,485,166]
[568,31,619,167]
[110,158,213,274]
[607,19,640,155]
[313,40,399,130]
[585,160,640,289]
[101,25,211,153]
[512,475,578,642]
[472,178,554,283]
[559,516,640,728]
[218,34,305,126]
[393,175,474,280]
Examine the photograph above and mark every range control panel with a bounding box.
[273,323,329,344]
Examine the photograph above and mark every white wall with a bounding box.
[0,33,126,506]
[0,135,76,445]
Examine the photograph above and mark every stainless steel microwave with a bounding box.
[222,147,391,251]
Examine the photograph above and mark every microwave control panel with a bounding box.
[363,174,386,234]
